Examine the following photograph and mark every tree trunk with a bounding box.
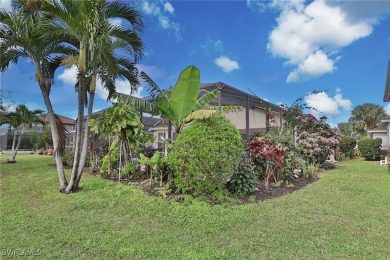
[9,129,18,162]
[66,43,86,193]
[39,83,68,192]
[74,91,94,189]
[10,126,25,162]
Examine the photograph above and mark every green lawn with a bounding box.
[1,155,389,259]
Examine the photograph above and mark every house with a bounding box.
[0,114,76,151]
[87,82,283,154]
[371,59,390,150]
[367,120,389,150]
[147,82,283,153]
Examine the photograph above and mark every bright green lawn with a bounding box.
[1,155,389,259]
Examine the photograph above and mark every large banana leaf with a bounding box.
[168,66,200,126]
[182,109,220,125]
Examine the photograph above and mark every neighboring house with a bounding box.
[87,82,283,154]
[0,114,76,151]
[372,59,390,150]
[367,120,389,150]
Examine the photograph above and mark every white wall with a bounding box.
[372,132,389,150]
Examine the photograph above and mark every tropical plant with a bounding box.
[167,115,243,196]
[226,155,257,195]
[89,102,154,175]
[350,103,386,134]
[139,151,165,186]
[248,137,288,189]
[114,66,239,135]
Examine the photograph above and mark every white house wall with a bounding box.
[224,108,281,131]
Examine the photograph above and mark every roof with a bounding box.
[40,115,76,125]
[200,82,281,112]
[367,124,387,132]
[383,59,390,102]
[143,81,281,113]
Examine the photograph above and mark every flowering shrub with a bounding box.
[297,131,339,164]
[296,114,340,164]
[248,137,288,188]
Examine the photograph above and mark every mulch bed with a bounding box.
[235,176,319,203]
[49,163,320,203]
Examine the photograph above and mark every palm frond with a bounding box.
[112,92,159,114]
[140,71,163,98]
[54,114,67,156]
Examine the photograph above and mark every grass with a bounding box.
[1,155,389,259]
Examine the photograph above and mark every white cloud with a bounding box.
[215,56,240,73]
[164,2,174,14]
[137,64,165,81]
[0,0,12,11]
[95,79,144,101]
[304,88,351,117]
[58,66,78,86]
[109,18,122,27]
[201,38,224,54]
[246,0,268,13]
[138,1,182,41]
[286,50,336,83]
[267,0,387,83]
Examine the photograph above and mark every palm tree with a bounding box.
[44,0,144,192]
[0,4,74,190]
[350,103,386,134]
[9,105,45,162]
[114,66,238,135]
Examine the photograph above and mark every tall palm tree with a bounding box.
[0,4,74,190]
[350,103,386,134]
[44,0,144,192]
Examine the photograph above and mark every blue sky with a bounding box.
[1,0,390,127]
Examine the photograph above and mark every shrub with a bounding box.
[226,155,257,195]
[297,131,339,165]
[296,114,340,165]
[167,115,243,195]
[339,136,357,159]
[63,150,91,168]
[248,137,288,188]
[358,137,382,160]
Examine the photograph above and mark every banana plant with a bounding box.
[114,65,240,135]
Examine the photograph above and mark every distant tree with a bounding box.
[0,105,45,163]
[350,103,386,133]
[337,122,354,137]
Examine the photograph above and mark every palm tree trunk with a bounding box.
[39,83,68,192]
[66,43,86,193]
[10,126,25,162]
[75,91,94,189]
[9,129,17,161]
